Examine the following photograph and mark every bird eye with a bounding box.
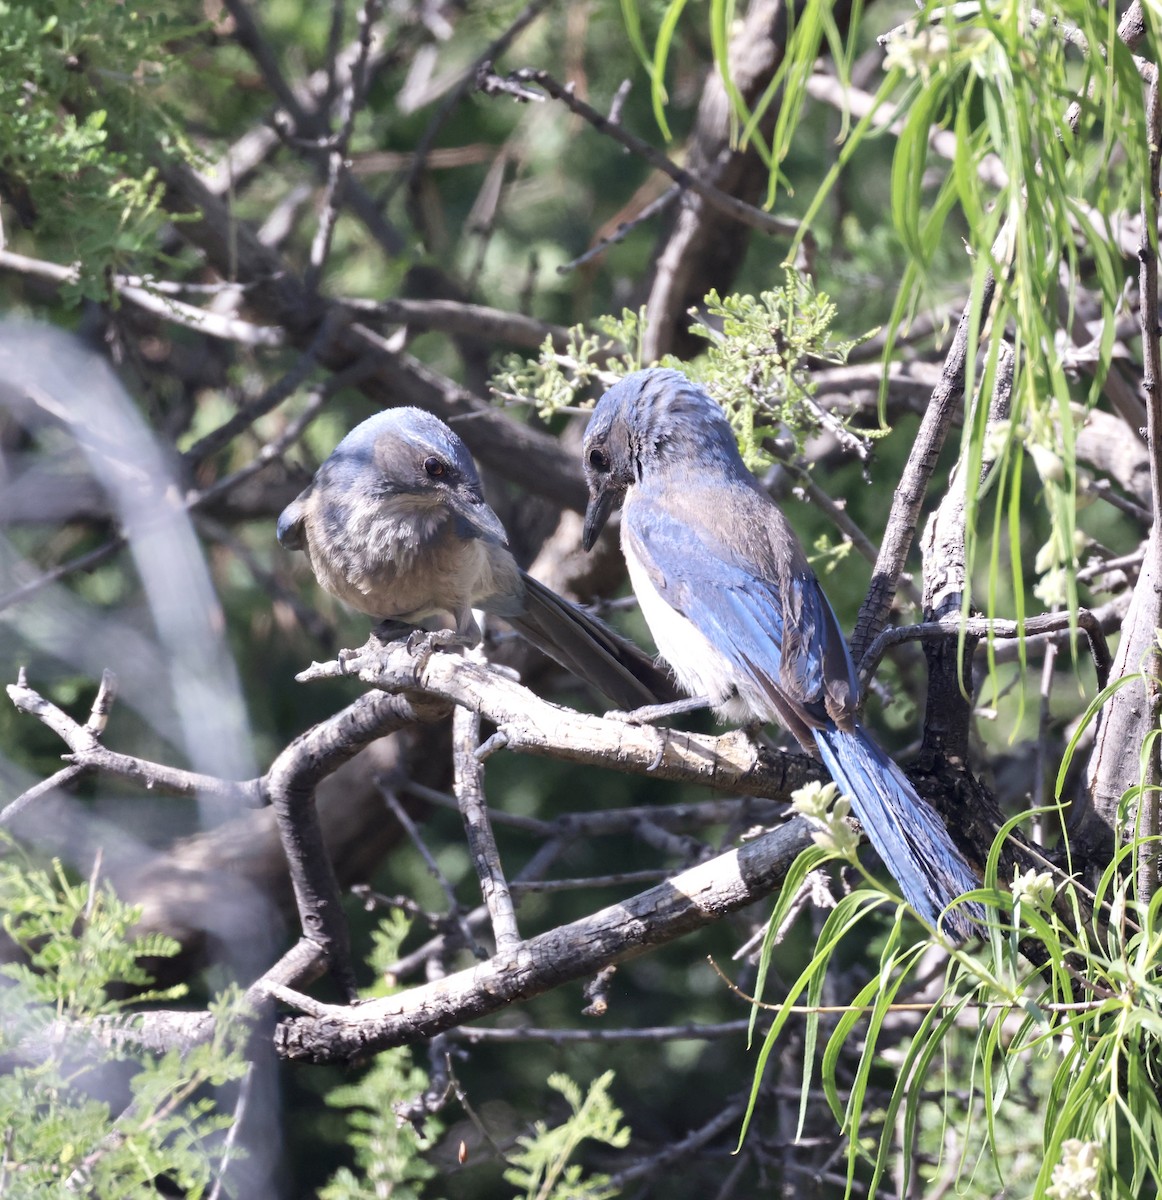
[588,448,610,473]
[424,456,447,479]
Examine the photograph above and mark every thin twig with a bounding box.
[339,295,569,351]
[219,0,406,256]
[381,786,486,960]
[452,701,521,955]
[206,1062,256,1200]
[484,68,799,238]
[396,0,552,211]
[449,1019,752,1043]
[858,610,1113,692]
[5,673,262,808]
[850,271,997,663]
[511,869,673,893]
[187,359,377,510]
[0,763,88,825]
[303,0,383,294]
[603,1093,750,1191]
[181,315,341,467]
[558,185,680,274]
[407,776,784,838]
[382,837,566,984]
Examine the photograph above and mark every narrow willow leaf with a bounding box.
[748,843,834,1046]
[738,891,888,1147]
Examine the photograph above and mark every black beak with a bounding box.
[582,484,618,552]
[276,495,308,551]
[448,486,508,546]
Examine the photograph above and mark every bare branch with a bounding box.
[263,686,450,999]
[303,0,384,294]
[486,68,799,240]
[453,701,521,954]
[858,611,1114,696]
[297,638,821,802]
[0,250,283,346]
[850,272,997,663]
[558,185,680,274]
[339,296,570,351]
[5,672,261,811]
[274,817,811,1062]
[397,0,553,217]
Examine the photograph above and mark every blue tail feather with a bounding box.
[813,723,982,941]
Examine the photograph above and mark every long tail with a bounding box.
[506,571,682,710]
[813,722,982,940]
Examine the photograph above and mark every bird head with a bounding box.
[582,368,736,550]
[278,407,507,550]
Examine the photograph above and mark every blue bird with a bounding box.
[581,368,980,939]
[278,406,677,710]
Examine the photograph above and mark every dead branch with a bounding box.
[272,816,811,1062]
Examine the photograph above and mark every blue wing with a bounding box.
[624,488,857,734]
[627,490,980,939]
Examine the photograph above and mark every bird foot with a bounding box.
[405,628,475,672]
[603,695,712,726]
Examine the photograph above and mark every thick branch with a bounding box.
[273,818,810,1062]
[1082,64,1162,870]
[297,640,818,801]
[263,687,450,999]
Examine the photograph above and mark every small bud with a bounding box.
[1046,1139,1100,1200]
[792,782,859,861]
[1011,868,1055,910]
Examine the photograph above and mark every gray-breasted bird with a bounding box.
[277,406,676,710]
[581,368,981,939]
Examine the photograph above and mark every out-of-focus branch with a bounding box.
[157,160,589,511]
[0,250,283,346]
[639,0,809,360]
[220,0,407,258]
[338,296,569,352]
[302,0,384,294]
[479,67,799,240]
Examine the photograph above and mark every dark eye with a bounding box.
[424,456,447,479]
[588,447,610,473]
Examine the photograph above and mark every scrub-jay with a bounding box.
[277,406,675,710]
[581,368,980,938]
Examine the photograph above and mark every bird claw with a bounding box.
[406,628,474,671]
[336,644,361,674]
